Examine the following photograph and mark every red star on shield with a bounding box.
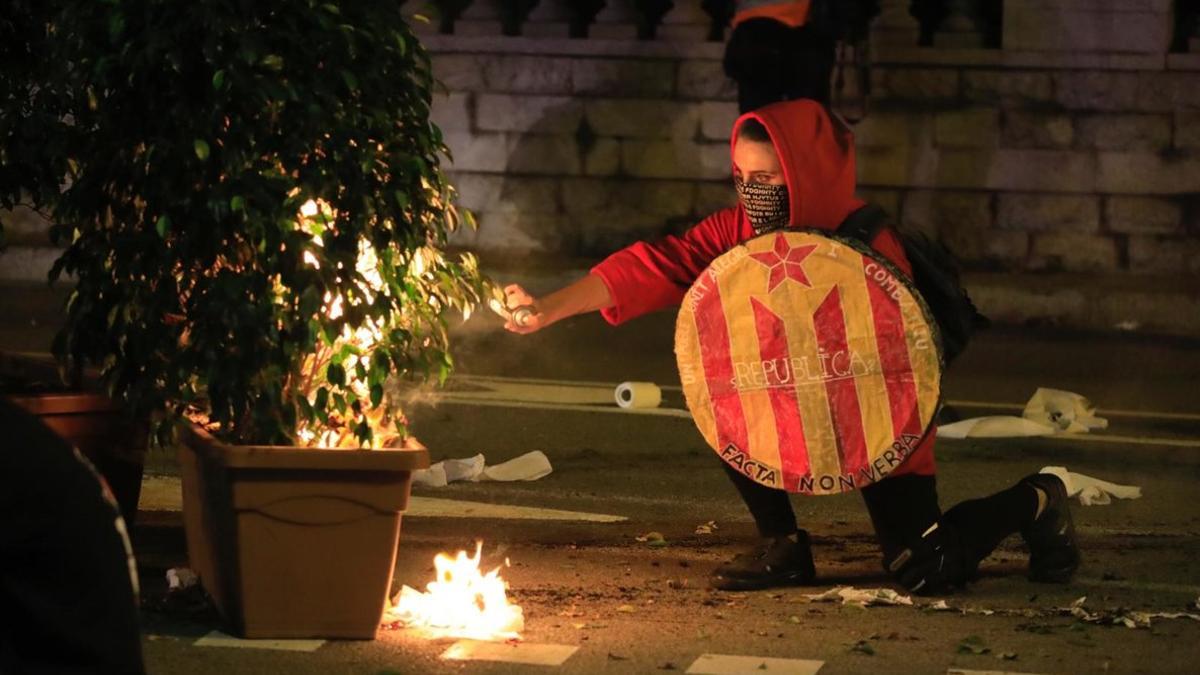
[750,233,817,292]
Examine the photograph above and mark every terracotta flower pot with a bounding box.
[178,425,429,639]
[1,354,146,522]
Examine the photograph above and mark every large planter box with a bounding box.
[179,425,429,639]
[1,354,146,521]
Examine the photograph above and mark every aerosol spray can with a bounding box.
[509,305,535,328]
[487,297,536,328]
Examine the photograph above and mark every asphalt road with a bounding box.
[4,281,1200,674]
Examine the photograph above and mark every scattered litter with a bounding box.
[615,381,663,409]
[927,600,953,612]
[957,635,990,655]
[1115,320,1140,331]
[804,586,913,607]
[412,451,552,487]
[685,653,824,675]
[939,388,1107,439]
[788,615,802,624]
[695,521,719,535]
[616,604,637,614]
[441,640,578,666]
[166,567,198,591]
[193,631,324,652]
[1060,596,1200,629]
[636,531,668,547]
[1038,466,1142,506]
[1023,388,1108,433]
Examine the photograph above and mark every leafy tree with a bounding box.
[47,0,489,446]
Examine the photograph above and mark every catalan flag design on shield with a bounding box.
[675,230,943,495]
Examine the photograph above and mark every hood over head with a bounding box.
[730,100,862,232]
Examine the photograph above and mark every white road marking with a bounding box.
[434,395,694,419]
[409,497,626,522]
[947,670,1047,675]
[1041,432,1200,448]
[944,398,1200,422]
[686,653,824,674]
[139,477,627,522]
[1076,577,1200,596]
[193,631,324,652]
[441,639,578,665]
[456,373,682,392]
[444,376,1200,446]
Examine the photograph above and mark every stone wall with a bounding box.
[4,0,1199,282]
[420,0,1200,276]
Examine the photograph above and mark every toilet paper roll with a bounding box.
[614,382,662,409]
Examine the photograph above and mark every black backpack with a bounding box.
[838,203,988,364]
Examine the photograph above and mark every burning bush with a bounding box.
[42,0,489,446]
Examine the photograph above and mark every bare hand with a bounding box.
[501,284,548,334]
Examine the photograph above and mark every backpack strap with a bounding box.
[838,203,889,245]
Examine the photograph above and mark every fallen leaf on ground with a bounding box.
[957,635,990,655]
[850,640,875,655]
[616,604,636,613]
[694,520,718,535]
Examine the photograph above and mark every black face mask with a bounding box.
[734,176,789,234]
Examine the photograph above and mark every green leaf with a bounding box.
[369,382,383,406]
[340,70,358,92]
[230,196,245,211]
[260,54,284,71]
[155,215,171,238]
[327,363,346,386]
[193,139,210,160]
[212,69,226,90]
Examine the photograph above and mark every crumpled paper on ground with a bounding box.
[412,451,552,487]
[1038,465,1142,506]
[804,586,913,607]
[939,388,1109,439]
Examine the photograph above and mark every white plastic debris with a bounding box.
[413,451,552,487]
[804,586,913,607]
[938,388,1108,440]
[166,567,198,591]
[1023,388,1108,433]
[1038,466,1142,506]
[479,451,552,482]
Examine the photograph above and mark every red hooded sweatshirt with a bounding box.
[590,99,936,478]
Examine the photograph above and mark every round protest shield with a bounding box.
[675,230,942,495]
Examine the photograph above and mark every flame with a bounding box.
[385,542,524,640]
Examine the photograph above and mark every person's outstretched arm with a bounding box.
[503,207,742,334]
[502,274,612,334]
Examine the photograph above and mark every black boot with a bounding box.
[1020,473,1081,583]
[885,520,976,595]
[710,529,817,591]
